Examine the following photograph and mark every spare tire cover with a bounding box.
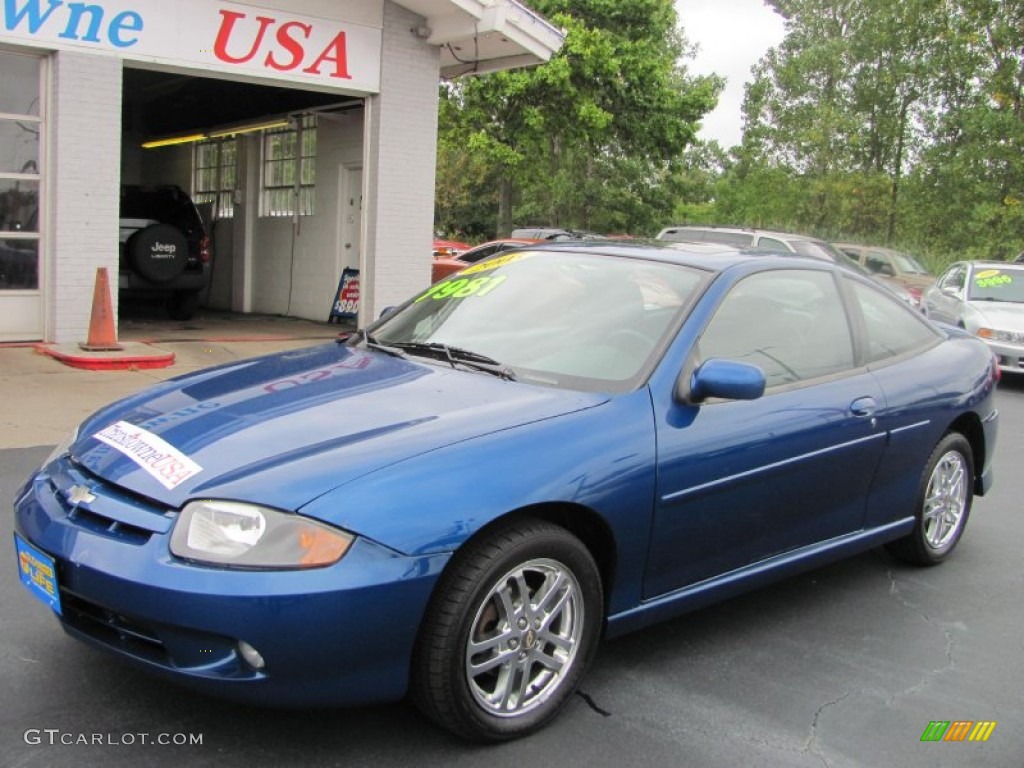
[128,223,188,283]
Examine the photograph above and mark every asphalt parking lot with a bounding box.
[1,316,1021,767]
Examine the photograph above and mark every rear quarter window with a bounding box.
[845,277,940,362]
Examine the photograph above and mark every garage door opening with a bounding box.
[120,67,364,325]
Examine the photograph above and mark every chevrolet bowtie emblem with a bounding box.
[67,485,96,505]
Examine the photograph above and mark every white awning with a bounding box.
[394,0,565,77]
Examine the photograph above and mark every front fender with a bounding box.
[300,387,657,616]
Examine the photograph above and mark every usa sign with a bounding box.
[1,0,382,93]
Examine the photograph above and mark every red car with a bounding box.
[431,238,539,282]
[432,238,471,258]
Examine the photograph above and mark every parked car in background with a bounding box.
[924,260,1024,373]
[432,237,471,258]
[16,242,998,741]
[119,184,212,321]
[656,225,919,307]
[509,227,604,241]
[431,238,539,282]
[833,242,935,309]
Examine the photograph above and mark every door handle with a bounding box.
[850,396,877,417]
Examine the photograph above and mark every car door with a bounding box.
[645,267,887,598]
[924,264,967,324]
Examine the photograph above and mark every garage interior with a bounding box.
[119,67,367,323]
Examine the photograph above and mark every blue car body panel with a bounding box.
[13,246,999,707]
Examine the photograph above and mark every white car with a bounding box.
[924,260,1024,373]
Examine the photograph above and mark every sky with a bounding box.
[674,0,787,147]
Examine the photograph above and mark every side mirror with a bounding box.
[677,359,766,404]
[378,306,397,319]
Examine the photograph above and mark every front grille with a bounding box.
[46,458,174,544]
[61,591,170,666]
[64,505,152,545]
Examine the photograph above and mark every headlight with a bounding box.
[977,328,1024,343]
[43,426,79,468]
[170,500,353,569]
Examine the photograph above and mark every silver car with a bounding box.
[924,260,1024,373]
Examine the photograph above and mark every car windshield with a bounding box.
[373,250,706,392]
[891,252,930,275]
[967,266,1024,303]
[790,240,844,261]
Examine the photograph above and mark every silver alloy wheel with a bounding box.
[465,557,583,717]
[922,449,968,550]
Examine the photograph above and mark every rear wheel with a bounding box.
[412,519,603,741]
[886,432,973,565]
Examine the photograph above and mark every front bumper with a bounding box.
[118,264,209,292]
[979,337,1024,374]
[13,455,449,707]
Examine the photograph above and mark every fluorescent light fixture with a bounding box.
[141,133,208,149]
[141,117,295,149]
[208,119,291,138]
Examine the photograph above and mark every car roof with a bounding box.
[833,242,912,256]
[519,238,844,275]
[658,225,821,243]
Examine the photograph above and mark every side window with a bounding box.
[847,278,940,362]
[755,237,789,252]
[461,245,500,264]
[699,270,855,389]
[865,251,895,276]
[702,230,755,246]
[939,265,966,292]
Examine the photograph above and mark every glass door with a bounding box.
[0,50,44,341]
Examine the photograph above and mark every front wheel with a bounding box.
[886,432,974,566]
[412,519,603,741]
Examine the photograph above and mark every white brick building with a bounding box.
[0,0,563,342]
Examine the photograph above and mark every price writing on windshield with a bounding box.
[974,269,1012,289]
[416,275,507,302]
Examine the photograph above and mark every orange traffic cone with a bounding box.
[79,267,123,351]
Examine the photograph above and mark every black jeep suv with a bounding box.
[119,184,211,320]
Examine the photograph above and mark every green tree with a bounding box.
[436,0,721,237]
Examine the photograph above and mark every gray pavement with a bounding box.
[0,309,348,449]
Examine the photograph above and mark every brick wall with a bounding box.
[360,1,440,323]
[48,52,122,344]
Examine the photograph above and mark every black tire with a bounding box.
[886,432,974,566]
[412,519,603,742]
[167,290,201,321]
[128,223,188,283]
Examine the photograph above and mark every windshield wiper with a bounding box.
[338,328,407,358]
[384,341,516,380]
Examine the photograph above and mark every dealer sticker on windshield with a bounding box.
[93,421,203,490]
[974,269,1013,288]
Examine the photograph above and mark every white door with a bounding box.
[339,165,362,273]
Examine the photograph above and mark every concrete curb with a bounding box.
[38,342,175,370]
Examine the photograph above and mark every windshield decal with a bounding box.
[417,274,508,302]
[974,269,1012,289]
[459,251,532,276]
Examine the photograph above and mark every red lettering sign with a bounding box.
[212,10,351,80]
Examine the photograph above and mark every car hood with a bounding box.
[896,273,936,290]
[70,343,607,511]
[968,301,1024,329]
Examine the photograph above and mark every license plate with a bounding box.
[14,533,62,615]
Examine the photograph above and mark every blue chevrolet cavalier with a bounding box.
[14,242,999,740]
